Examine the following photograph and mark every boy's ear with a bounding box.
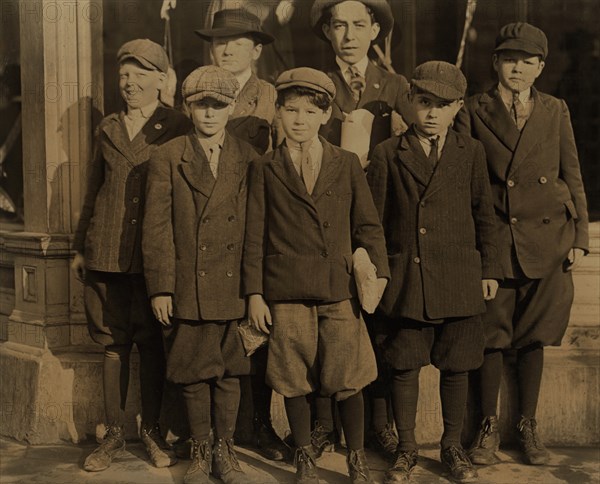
[369,22,381,42]
[322,23,332,42]
[227,100,237,115]
[321,106,333,125]
[251,43,263,61]
[156,71,167,90]
[492,53,500,73]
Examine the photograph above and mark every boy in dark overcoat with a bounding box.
[243,67,390,484]
[72,39,191,472]
[196,8,288,460]
[454,22,589,466]
[367,61,500,483]
[310,0,411,456]
[143,66,257,484]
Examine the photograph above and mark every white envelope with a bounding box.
[352,247,387,314]
[340,109,375,169]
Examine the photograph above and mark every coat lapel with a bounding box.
[180,135,215,198]
[475,89,521,152]
[203,134,241,214]
[328,68,358,114]
[359,62,384,108]
[102,113,137,166]
[229,74,260,125]
[509,88,549,175]
[129,106,170,155]
[396,129,434,188]
[422,131,464,200]
[270,143,317,208]
[311,138,343,201]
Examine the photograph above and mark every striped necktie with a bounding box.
[300,140,316,195]
[511,92,527,131]
[348,65,366,103]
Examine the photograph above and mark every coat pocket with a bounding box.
[564,200,579,220]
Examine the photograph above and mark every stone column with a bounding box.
[0,0,103,444]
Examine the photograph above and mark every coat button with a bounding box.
[507,179,515,188]
[543,217,550,224]
[321,251,329,258]
[323,221,330,228]
[539,176,547,184]
[200,244,207,251]
[203,217,210,224]
[226,271,233,277]
[419,227,427,235]
[132,196,140,203]
[130,219,137,225]
[227,244,235,250]
[511,217,518,225]
[413,257,421,264]
[326,190,332,196]
[228,215,236,222]
[198,271,206,277]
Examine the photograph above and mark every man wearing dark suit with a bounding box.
[454,23,589,467]
[309,0,410,458]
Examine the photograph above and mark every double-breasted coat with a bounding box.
[455,87,589,278]
[143,132,257,321]
[227,73,276,155]
[367,128,500,322]
[73,105,192,273]
[243,137,390,302]
[320,62,411,159]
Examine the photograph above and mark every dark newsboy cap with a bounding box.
[182,66,240,104]
[411,61,467,101]
[311,0,394,42]
[495,22,548,59]
[275,67,337,99]
[195,8,274,45]
[117,39,169,73]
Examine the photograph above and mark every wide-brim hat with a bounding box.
[311,0,394,42]
[195,8,274,45]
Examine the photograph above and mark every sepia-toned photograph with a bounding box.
[0,1,598,482]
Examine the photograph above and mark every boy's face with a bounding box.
[211,35,262,76]
[493,50,545,93]
[188,97,235,137]
[322,1,380,66]
[410,92,464,137]
[277,95,332,144]
[119,61,165,109]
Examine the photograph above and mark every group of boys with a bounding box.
[72,1,589,484]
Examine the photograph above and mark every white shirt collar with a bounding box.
[286,134,322,153]
[336,55,369,79]
[126,99,159,119]
[498,83,532,105]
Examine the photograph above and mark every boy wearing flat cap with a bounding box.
[244,66,389,484]
[455,22,589,466]
[196,8,277,156]
[367,61,500,483]
[196,7,289,461]
[143,66,258,484]
[72,39,191,473]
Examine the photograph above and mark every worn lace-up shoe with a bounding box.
[440,445,478,483]
[255,417,291,461]
[83,424,126,472]
[468,415,501,465]
[347,449,373,483]
[141,422,177,468]
[184,439,211,484]
[383,449,418,483]
[517,417,549,465]
[366,423,399,461]
[294,445,319,484]
[212,438,247,484]
[311,421,336,459]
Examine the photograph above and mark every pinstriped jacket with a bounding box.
[73,105,192,273]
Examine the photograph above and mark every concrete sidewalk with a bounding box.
[1,438,598,484]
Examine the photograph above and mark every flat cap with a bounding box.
[495,22,548,59]
[117,39,169,73]
[182,66,240,104]
[275,67,336,99]
[411,61,467,101]
[311,0,393,42]
[195,8,274,45]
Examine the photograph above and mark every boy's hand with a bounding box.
[566,248,585,271]
[248,294,272,335]
[482,279,499,301]
[71,253,86,282]
[151,295,173,327]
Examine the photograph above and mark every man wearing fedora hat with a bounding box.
[196,8,277,156]
[309,0,409,461]
[196,7,289,463]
